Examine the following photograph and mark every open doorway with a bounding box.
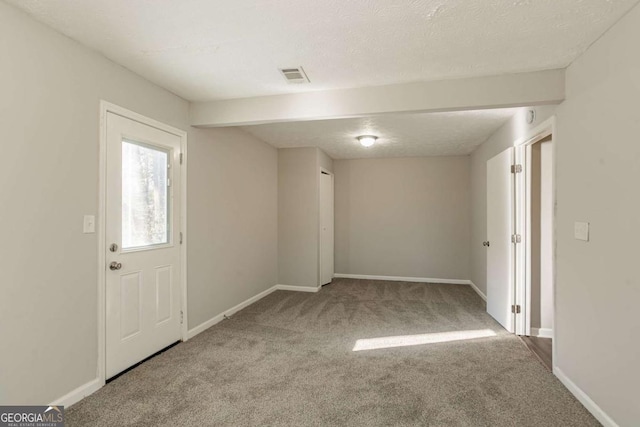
[319,168,334,286]
[485,116,556,370]
[521,133,554,370]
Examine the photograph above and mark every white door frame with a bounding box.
[513,116,556,353]
[97,101,188,386]
[318,167,334,287]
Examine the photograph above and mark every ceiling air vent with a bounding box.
[279,67,310,84]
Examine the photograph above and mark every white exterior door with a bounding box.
[486,148,515,333]
[320,171,334,285]
[105,112,182,379]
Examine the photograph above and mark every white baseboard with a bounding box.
[50,377,102,408]
[275,284,321,293]
[52,284,319,409]
[333,274,487,302]
[186,283,320,340]
[467,280,487,301]
[531,327,553,338]
[187,285,279,339]
[333,273,471,285]
[554,367,619,427]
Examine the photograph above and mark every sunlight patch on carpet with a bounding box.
[352,329,497,351]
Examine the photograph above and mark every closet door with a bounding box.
[319,171,334,285]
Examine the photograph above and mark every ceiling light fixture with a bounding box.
[357,135,377,147]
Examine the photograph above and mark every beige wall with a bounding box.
[539,141,554,331]
[469,106,556,295]
[318,149,334,173]
[278,147,333,288]
[278,148,317,287]
[0,1,188,405]
[530,143,542,328]
[187,128,277,329]
[334,157,470,280]
[0,2,279,406]
[553,3,640,424]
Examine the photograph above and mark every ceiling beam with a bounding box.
[190,69,565,127]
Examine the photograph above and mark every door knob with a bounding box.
[109,261,122,271]
[482,241,490,247]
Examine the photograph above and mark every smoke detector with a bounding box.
[279,67,310,84]
[526,109,536,124]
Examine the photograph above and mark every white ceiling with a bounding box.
[8,0,639,101]
[241,109,519,159]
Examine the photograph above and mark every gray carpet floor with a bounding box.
[67,279,599,426]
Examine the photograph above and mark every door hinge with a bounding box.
[511,164,522,173]
[511,304,521,314]
[179,153,183,165]
[511,234,522,243]
[179,232,183,244]
[180,310,184,324]
[167,178,171,187]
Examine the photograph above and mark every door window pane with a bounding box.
[122,140,170,249]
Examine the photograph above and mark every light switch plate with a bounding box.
[83,215,95,234]
[574,221,589,241]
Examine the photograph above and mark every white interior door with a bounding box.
[320,171,334,285]
[106,112,182,379]
[487,147,515,333]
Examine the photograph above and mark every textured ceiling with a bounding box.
[7,0,639,101]
[241,109,519,159]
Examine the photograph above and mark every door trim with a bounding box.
[318,167,334,287]
[97,101,188,386]
[513,115,556,364]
